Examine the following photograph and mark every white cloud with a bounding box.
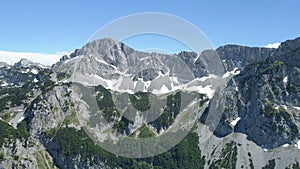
[264,43,281,49]
[0,50,70,66]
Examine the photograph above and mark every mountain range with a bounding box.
[0,37,300,169]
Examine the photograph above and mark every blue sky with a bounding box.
[0,0,299,55]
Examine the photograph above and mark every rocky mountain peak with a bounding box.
[0,61,10,67]
[70,38,134,58]
[14,58,47,68]
[217,45,275,64]
[14,58,35,67]
[277,37,300,55]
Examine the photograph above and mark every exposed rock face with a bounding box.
[59,55,69,62]
[217,45,275,70]
[277,37,300,57]
[56,39,226,79]
[14,58,47,68]
[195,49,225,76]
[212,37,300,149]
[0,62,10,67]
[53,38,222,95]
[54,37,300,150]
[0,37,300,168]
[132,68,160,81]
[14,58,34,67]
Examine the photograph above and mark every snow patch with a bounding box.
[222,67,240,78]
[275,105,288,110]
[152,85,171,95]
[17,116,25,123]
[222,72,231,78]
[294,106,300,111]
[230,117,241,127]
[21,69,30,73]
[75,71,218,99]
[283,76,288,83]
[232,68,241,75]
[160,85,170,93]
[183,85,215,99]
[94,57,117,70]
[64,55,88,65]
[64,59,70,64]
[33,78,39,83]
[59,79,69,83]
[30,68,38,74]
[296,140,300,149]
[9,112,25,129]
[295,140,300,150]
[92,74,117,89]
[198,74,217,81]
[282,143,289,148]
[1,81,8,87]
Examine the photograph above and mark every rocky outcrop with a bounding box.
[211,37,300,149]
[14,58,47,68]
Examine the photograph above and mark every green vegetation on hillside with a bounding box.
[262,102,294,121]
[0,83,34,111]
[261,61,285,74]
[44,127,205,169]
[262,101,298,139]
[62,111,79,126]
[138,125,155,138]
[292,161,300,169]
[0,153,4,161]
[56,72,70,81]
[209,141,237,169]
[113,116,132,134]
[95,85,120,122]
[129,92,151,111]
[0,67,58,112]
[287,83,300,94]
[0,120,29,147]
[262,159,276,169]
[150,92,181,132]
[131,124,155,138]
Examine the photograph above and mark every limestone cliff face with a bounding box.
[0,37,300,169]
[212,37,300,149]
